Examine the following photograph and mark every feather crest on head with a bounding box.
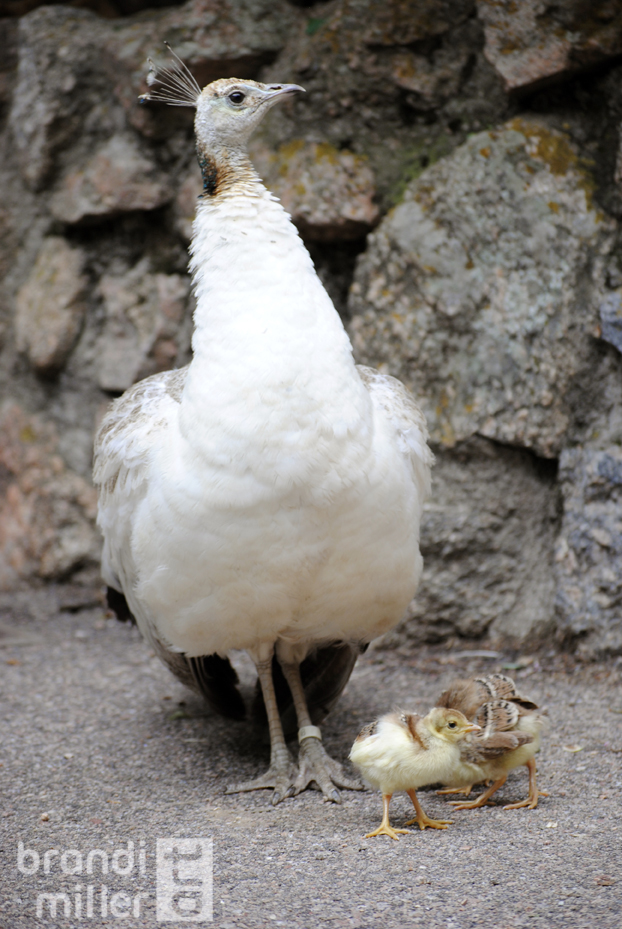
[139,43,201,107]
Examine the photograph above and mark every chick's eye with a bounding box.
[447,722,457,729]
[229,91,246,105]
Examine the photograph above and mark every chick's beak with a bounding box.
[464,723,481,733]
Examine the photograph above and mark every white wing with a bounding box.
[93,365,214,691]
[93,367,187,590]
[356,365,433,500]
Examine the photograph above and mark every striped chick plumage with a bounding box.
[435,673,549,810]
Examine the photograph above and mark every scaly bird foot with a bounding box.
[226,759,298,806]
[503,789,549,811]
[294,737,363,804]
[405,811,453,830]
[365,823,411,840]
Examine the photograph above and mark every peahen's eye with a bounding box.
[229,91,246,105]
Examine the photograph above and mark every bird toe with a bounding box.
[226,760,297,805]
[294,736,361,803]
[364,825,410,840]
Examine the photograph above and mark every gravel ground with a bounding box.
[1,598,621,929]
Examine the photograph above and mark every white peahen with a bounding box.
[93,51,433,805]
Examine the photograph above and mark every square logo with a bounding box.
[156,838,213,922]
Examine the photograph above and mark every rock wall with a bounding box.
[0,0,621,657]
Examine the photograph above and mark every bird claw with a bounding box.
[364,824,411,840]
[405,813,453,830]
[225,739,362,806]
[503,789,549,811]
[226,761,298,806]
[294,737,363,803]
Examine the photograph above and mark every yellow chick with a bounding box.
[349,707,480,840]
[435,673,548,810]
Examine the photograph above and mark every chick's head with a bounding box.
[424,707,480,743]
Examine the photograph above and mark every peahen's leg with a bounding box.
[226,650,296,805]
[278,658,362,803]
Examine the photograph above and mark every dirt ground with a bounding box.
[1,595,621,929]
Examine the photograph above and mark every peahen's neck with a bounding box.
[195,139,259,199]
[186,148,353,382]
[179,148,370,471]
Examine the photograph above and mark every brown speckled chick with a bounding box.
[435,673,548,810]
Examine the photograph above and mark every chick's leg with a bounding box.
[365,794,410,840]
[450,775,507,810]
[226,653,296,806]
[405,789,453,829]
[279,659,362,804]
[436,785,473,797]
[503,758,548,810]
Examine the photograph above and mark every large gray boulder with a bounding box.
[14,237,88,375]
[555,446,622,660]
[393,438,560,647]
[349,118,615,459]
[477,0,622,93]
[349,119,622,650]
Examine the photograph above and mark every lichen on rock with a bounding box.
[598,290,622,354]
[477,0,622,93]
[349,118,615,458]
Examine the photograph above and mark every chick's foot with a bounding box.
[405,811,453,830]
[406,789,453,829]
[503,789,548,811]
[449,776,506,810]
[503,759,548,810]
[449,797,490,810]
[365,823,411,840]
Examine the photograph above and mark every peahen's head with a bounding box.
[140,48,303,193]
[193,78,304,153]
